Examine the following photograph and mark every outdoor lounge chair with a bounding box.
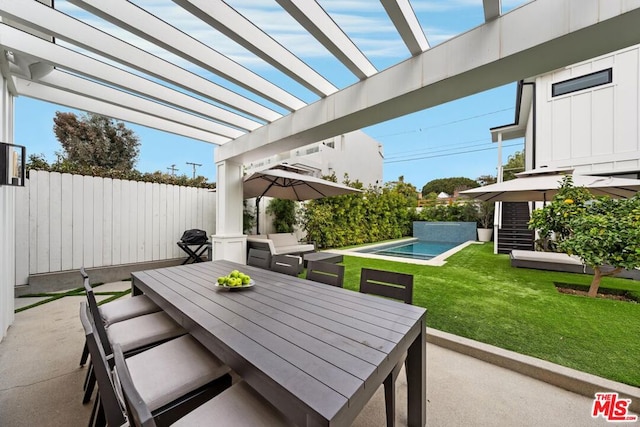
[114,343,293,427]
[80,301,232,427]
[305,260,345,287]
[509,250,640,280]
[359,268,414,427]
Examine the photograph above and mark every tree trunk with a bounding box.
[588,267,603,298]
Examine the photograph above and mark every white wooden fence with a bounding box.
[15,171,216,285]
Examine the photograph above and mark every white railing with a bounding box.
[14,171,216,285]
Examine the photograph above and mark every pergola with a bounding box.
[2,0,640,265]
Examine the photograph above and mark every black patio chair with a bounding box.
[305,260,345,287]
[80,301,232,427]
[114,343,294,427]
[359,268,414,427]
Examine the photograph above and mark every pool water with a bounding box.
[356,241,459,260]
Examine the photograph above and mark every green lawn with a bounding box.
[338,243,640,386]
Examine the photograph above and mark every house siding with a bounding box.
[533,45,640,175]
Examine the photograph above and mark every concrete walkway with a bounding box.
[1,282,637,426]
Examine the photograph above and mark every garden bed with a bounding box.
[554,282,639,303]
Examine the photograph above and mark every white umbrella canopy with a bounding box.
[243,168,360,200]
[243,168,361,234]
[460,171,640,202]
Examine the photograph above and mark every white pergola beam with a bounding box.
[172,0,338,97]
[0,24,261,132]
[276,0,377,79]
[38,70,243,139]
[218,0,640,163]
[0,0,280,122]
[483,0,502,22]
[66,0,305,112]
[14,78,229,145]
[380,0,429,55]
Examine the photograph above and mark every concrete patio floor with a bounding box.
[1,281,637,427]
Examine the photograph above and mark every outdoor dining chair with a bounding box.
[79,268,161,367]
[359,268,414,427]
[247,248,271,269]
[80,301,232,427]
[305,260,345,287]
[270,254,303,276]
[113,342,294,427]
[81,268,186,404]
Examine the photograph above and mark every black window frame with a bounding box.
[552,68,612,97]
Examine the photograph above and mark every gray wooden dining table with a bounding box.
[131,260,426,427]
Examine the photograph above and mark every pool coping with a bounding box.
[328,238,480,266]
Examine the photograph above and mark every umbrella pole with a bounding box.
[256,196,261,235]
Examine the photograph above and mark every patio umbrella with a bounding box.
[243,168,360,233]
[459,170,640,202]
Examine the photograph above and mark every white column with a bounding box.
[0,76,16,341]
[212,157,246,263]
[495,132,503,255]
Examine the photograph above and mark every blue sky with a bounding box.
[15,0,525,190]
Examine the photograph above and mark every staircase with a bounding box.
[497,202,535,254]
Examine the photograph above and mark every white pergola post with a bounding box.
[0,75,16,340]
[494,131,503,255]
[212,158,246,264]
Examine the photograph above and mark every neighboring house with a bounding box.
[492,44,640,179]
[243,130,383,236]
[244,130,384,188]
[490,44,640,253]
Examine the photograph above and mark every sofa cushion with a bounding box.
[267,233,299,247]
[273,244,315,255]
[247,234,268,240]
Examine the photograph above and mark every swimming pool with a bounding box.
[355,240,460,260]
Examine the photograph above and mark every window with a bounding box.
[552,68,612,97]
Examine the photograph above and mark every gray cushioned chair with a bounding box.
[79,268,161,366]
[81,268,186,405]
[80,301,232,427]
[114,342,293,427]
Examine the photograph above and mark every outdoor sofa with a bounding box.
[246,233,315,259]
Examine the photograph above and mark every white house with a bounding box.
[493,44,640,179]
[244,130,383,188]
[490,44,640,253]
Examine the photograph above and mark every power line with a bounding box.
[384,142,522,164]
[370,107,513,139]
[384,138,490,160]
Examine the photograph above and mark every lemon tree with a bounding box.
[530,176,640,297]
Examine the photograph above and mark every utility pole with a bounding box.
[186,161,202,179]
[167,164,178,176]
